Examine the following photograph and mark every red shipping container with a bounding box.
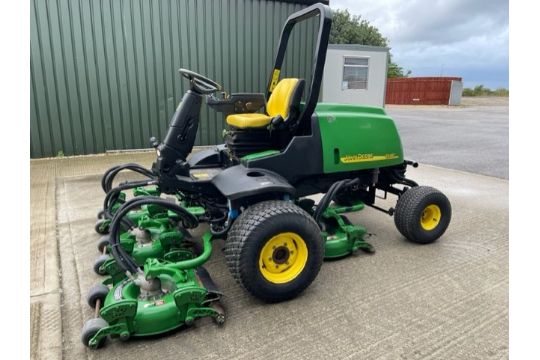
[385,77,462,105]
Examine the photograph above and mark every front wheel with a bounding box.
[93,254,110,276]
[225,200,324,303]
[394,186,451,244]
[81,318,108,349]
[94,219,110,235]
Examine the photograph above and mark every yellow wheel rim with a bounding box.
[259,232,308,284]
[420,204,441,231]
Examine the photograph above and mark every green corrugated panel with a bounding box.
[30,0,318,157]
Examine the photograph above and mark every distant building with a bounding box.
[322,44,389,107]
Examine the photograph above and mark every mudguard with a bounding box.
[211,165,295,201]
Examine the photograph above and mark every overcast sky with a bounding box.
[330,0,509,89]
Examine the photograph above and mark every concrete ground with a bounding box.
[30,100,508,359]
[387,97,508,179]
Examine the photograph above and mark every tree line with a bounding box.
[462,85,509,97]
[329,9,410,78]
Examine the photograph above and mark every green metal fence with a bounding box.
[30,0,321,158]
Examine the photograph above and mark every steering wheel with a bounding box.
[179,68,222,95]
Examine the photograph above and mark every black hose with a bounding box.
[313,178,360,223]
[101,163,155,193]
[102,179,158,229]
[101,165,121,193]
[103,179,155,214]
[109,197,199,274]
[103,163,155,192]
[313,180,342,222]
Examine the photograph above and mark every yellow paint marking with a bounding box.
[269,69,281,92]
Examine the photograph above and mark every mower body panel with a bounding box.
[211,165,295,200]
[315,103,404,173]
[242,117,324,183]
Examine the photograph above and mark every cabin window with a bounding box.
[342,56,369,90]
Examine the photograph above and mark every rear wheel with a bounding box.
[394,186,451,244]
[225,200,324,302]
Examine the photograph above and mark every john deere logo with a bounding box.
[341,153,399,164]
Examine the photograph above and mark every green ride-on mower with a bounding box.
[82,3,451,349]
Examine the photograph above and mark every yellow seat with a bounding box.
[225,113,273,129]
[226,78,302,129]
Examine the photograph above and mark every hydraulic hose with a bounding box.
[102,179,158,230]
[103,179,156,215]
[101,165,121,193]
[109,197,199,274]
[313,178,360,224]
[101,163,155,193]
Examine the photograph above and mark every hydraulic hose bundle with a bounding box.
[101,179,158,230]
[96,164,159,232]
[101,163,156,194]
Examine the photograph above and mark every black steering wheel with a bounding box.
[179,68,222,95]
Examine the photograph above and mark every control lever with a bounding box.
[149,137,160,149]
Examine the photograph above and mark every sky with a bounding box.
[330,0,509,89]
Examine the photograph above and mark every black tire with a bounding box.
[94,219,110,235]
[97,236,110,253]
[86,283,110,309]
[394,186,451,244]
[96,209,105,220]
[81,317,108,349]
[225,200,324,303]
[93,254,110,276]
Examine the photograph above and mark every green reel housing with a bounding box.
[84,233,225,349]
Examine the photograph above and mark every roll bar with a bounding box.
[266,3,333,127]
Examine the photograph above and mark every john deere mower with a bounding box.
[82,3,451,348]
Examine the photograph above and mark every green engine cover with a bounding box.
[315,103,404,173]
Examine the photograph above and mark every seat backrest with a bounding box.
[266,78,305,121]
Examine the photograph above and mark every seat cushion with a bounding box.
[226,113,273,129]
